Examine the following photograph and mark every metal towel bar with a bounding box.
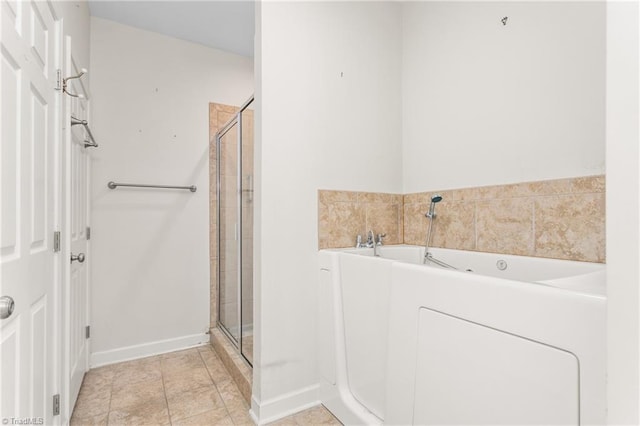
[71,116,98,148]
[107,181,197,192]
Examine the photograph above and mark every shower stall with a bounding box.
[216,97,254,365]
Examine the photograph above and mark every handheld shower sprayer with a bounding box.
[426,194,443,219]
[423,194,442,264]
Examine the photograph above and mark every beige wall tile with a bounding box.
[318,201,366,249]
[365,203,403,245]
[358,192,396,204]
[453,185,503,201]
[405,191,451,204]
[430,200,476,250]
[569,175,605,193]
[319,190,358,204]
[319,176,605,261]
[534,193,605,262]
[476,198,534,256]
[403,202,429,246]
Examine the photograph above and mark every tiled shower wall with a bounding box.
[318,175,605,263]
[210,104,255,331]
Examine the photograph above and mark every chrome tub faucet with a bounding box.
[356,231,386,256]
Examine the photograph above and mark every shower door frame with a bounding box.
[216,96,254,365]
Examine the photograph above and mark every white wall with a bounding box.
[606,2,640,423]
[57,1,91,70]
[402,2,605,193]
[89,17,253,365]
[254,1,402,421]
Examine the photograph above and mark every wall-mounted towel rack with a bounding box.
[108,181,197,193]
[71,116,98,148]
[62,68,87,98]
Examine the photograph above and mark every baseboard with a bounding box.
[249,384,320,425]
[90,333,210,367]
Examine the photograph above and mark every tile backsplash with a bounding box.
[318,175,605,263]
[318,191,403,249]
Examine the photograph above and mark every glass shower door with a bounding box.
[240,104,254,364]
[216,97,254,365]
[218,120,240,344]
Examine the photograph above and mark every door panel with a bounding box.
[63,49,90,414]
[1,42,20,260]
[218,121,240,343]
[0,0,58,423]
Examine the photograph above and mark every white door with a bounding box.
[62,41,90,417]
[1,0,60,423]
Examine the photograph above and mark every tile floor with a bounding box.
[70,345,342,426]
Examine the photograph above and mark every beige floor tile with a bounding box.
[71,348,262,426]
[166,385,227,422]
[202,352,234,384]
[198,348,218,365]
[110,377,165,410]
[216,379,247,409]
[112,360,162,390]
[163,365,213,396]
[107,398,170,426]
[69,412,109,426]
[293,405,342,425]
[228,406,254,425]
[81,366,116,394]
[171,407,233,426]
[112,355,162,373]
[265,417,298,426]
[161,348,205,374]
[197,344,214,353]
[72,388,111,419]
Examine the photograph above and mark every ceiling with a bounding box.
[88,1,255,57]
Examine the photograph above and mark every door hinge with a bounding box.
[53,231,61,252]
[86,226,91,240]
[53,394,60,416]
[55,69,62,91]
[85,325,90,339]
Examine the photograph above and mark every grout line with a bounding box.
[532,199,537,256]
[473,201,478,250]
[198,348,236,423]
[106,370,114,425]
[159,360,172,426]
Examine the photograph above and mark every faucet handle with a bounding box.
[376,233,386,245]
[356,234,362,248]
[367,230,374,243]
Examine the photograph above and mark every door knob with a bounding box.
[0,296,15,320]
[71,253,85,263]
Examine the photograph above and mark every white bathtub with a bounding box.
[318,245,606,425]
